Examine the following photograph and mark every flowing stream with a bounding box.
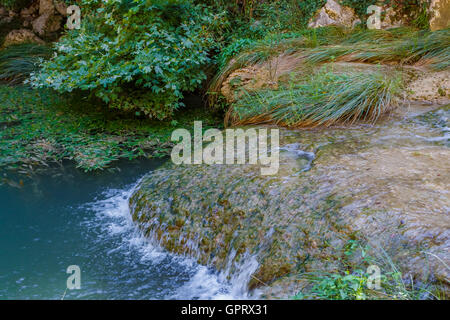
[0,103,448,299]
[0,159,257,299]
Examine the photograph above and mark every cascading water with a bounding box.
[89,182,261,300]
[2,104,448,299]
[127,104,450,298]
[0,160,259,299]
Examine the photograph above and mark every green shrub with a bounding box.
[243,0,327,32]
[341,0,378,20]
[0,0,33,10]
[29,0,217,120]
[293,271,370,300]
[0,43,52,85]
[216,38,256,69]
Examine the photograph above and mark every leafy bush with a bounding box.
[216,38,256,69]
[29,0,216,120]
[238,0,327,33]
[293,271,370,300]
[292,240,445,300]
[341,0,378,20]
[289,0,327,27]
[198,0,330,38]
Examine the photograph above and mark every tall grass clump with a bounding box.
[229,69,403,127]
[0,43,52,85]
[409,29,450,70]
[208,26,349,106]
[305,28,450,70]
[292,241,446,300]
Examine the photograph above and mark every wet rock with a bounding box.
[2,29,45,47]
[308,0,359,28]
[130,105,450,297]
[430,0,450,31]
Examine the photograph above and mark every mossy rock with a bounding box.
[130,104,450,297]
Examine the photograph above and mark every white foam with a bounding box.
[83,179,260,300]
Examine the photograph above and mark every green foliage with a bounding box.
[199,0,329,39]
[341,0,377,20]
[292,241,445,300]
[294,271,370,300]
[0,43,52,85]
[217,38,256,69]
[229,0,326,33]
[29,0,217,120]
[230,68,403,127]
[209,26,348,106]
[0,0,32,10]
[289,0,327,27]
[0,85,220,172]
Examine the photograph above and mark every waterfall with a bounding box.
[89,179,260,299]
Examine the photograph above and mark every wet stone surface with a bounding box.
[130,103,449,297]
